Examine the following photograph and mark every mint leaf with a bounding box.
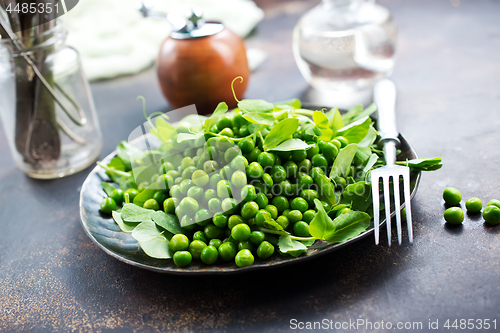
[121,203,155,222]
[112,211,139,233]
[329,144,358,179]
[263,118,299,150]
[268,139,312,151]
[151,211,184,235]
[324,211,370,243]
[309,199,336,240]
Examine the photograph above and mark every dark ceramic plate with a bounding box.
[79,133,420,275]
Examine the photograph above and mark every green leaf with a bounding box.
[341,104,363,125]
[273,98,301,109]
[324,210,370,243]
[107,156,126,172]
[151,211,184,235]
[238,99,274,113]
[263,118,299,150]
[396,157,443,171]
[353,146,372,167]
[132,189,157,208]
[268,139,312,151]
[177,132,204,143]
[343,181,372,212]
[112,211,139,233]
[350,103,377,124]
[101,182,117,196]
[132,220,172,259]
[263,216,284,231]
[277,235,307,254]
[116,141,133,170]
[336,116,371,144]
[326,107,344,135]
[313,111,334,141]
[329,144,358,179]
[363,153,379,173]
[358,125,377,147]
[315,174,337,207]
[204,102,228,131]
[154,117,176,143]
[121,203,155,222]
[242,112,275,126]
[309,199,336,240]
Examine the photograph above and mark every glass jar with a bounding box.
[0,21,102,179]
[293,0,397,107]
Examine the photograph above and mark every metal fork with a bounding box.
[371,79,413,246]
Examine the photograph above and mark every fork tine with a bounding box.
[371,174,380,245]
[402,169,413,243]
[383,175,392,246]
[393,174,402,245]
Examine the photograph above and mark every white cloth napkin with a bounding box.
[61,0,265,81]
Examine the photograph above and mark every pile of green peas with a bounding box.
[101,112,357,267]
[442,187,500,226]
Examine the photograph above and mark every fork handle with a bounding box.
[374,79,400,165]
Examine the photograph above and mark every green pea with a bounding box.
[235,249,254,267]
[208,198,221,213]
[193,230,208,243]
[178,197,199,215]
[258,152,275,168]
[170,234,190,252]
[287,210,303,223]
[270,165,287,183]
[241,201,259,219]
[296,158,312,174]
[231,155,249,171]
[195,209,212,227]
[180,215,196,229]
[290,197,308,213]
[257,241,275,259]
[204,224,225,240]
[224,146,242,163]
[217,180,232,198]
[238,240,254,252]
[322,142,339,162]
[271,196,290,214]
[209,173,222,189]
[156,174,173,191]
[334,176,347,189]
[276,215,289,229]
[137,181,149,192]
[247,147,262,163]
[231,170,248,188]
[189,240,207,260]
[100,197,116,214]
[239,125,250,137]
[173,251,192,267]
[179,179,193,195]
[241,185,257,203]
[300,189,319,207]
[232,113,247,128]
[238,137,255,154]
[124,188,139,202]
[275,150,291,161]
[159,161,175,174]
[203,189,217,205]
[265,205,279,219]
[335,136,349,147]
[212,212,228,228]
[228,215,245,229]
[191,169,209,187]
[219,165,233,180]
[444,207,464,224]
[143,198,159,210]
[215,136,234,151]
[179,157,194,170]
[249,231,265,245]
[217,116,233,130]
[209,239,222,249]
[292,149,307,162]
[311,154,328,170]
[283,161,298,180]
[443,187,462,206]
[219,128,234,139]
[203,160,219,174]
[487,199,500,209]
[306,142,320,159]
[330,139,341,149]
[218,242,237,261]
[221,198,238,215]
[200,245,219,265]
[302,209,316,223]
[465,197,482,213]
[263,173,274,187]
[187,186,204,200]
[247,162,264,179]
[279,180,293,196]
[293,221,310,237]
[255,209,272,227]
[109,189,124,205]
[255,192,269,209]
[163,197,177,214]
[483,206,500,225]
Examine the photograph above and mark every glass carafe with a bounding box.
[293,0,397,107]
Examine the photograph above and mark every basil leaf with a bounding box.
[112,211,139,233]
[177,132,204,143]
[132,220,172,259]
[151,211,184,235]
[343,181,372,212]
[268,139,312,151]
[324,210,370,243]
[315,174,337,207]
[278,235,307,254]
[121,203,155,222]
[273,98,301,109]
[396,157,443,171]
[329,144,358,179]
[204,102,228,131]
[238,99,274,113]
[263,118,299,150]
[336,116,371,144]
[309,199,336,240]
[313,111,333,141]
[101,182,117,196]
[242,112,275,126]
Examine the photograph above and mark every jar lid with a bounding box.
[170,8,224,40]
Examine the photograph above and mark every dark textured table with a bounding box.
[1,0,500,331]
